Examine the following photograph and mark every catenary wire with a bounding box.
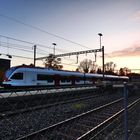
[0,14,91,50]
[0,34,69,54]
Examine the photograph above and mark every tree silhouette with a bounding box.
[104,62,116,75]
[97,68,102,74]
[119,67,131,76]
[44,54,63,70]
[78,59,97,73]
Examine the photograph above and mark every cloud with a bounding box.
[106,42,140,58]
[131,10,140,21]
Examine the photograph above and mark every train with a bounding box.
[2,65,129,88]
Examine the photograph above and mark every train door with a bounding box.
[71,76,75,86]
[25,70,36,86]
[54,74,60,87]
[92,77,96,85]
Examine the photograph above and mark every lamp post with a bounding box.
[98,33,103,50]
[6,54,12,58]
[98,33,104,80]
[52,43,57,56]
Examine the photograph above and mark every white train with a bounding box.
[2,65,129,87]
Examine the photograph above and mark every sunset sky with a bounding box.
[0,0,140,71]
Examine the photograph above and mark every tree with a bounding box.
[119,67,131,76]
[119,68,125,76]
[78,59,97,73]
[90,62,98,73]
[44,54,63,70]
[104,62,116,72]
[104,62,116,75]
[97,67,102,74]
[75,68,80,72]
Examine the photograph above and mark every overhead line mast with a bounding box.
[34,33,104,80]
[35,48,101,60]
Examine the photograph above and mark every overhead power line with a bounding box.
[0,34,34,45]
[0,40,50,56]
[0,14,91,49]
[0,34,69,53]
[0,34,50,49]
[0,41,33,51]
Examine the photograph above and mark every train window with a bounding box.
[61,78,70,83]
[11,73,23,80]
[47,78,53,83]
[61,76,70,83]
[76,77,84,82]
[67,79,70,82]
[37,74,53,83]
[37,74,48,80]
[61,79,66,83]
[76,79,80,82]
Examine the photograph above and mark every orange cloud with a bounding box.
[106,42,140,57]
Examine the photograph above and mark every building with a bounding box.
[0,59,10,84]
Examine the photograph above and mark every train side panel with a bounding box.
[25,70,37,86]
[2,65,129,88]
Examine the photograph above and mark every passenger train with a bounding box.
[2,65,129,88]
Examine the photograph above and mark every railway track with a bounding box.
[0,93,103,118]
[0,88,99,117]
[0,85,122,118]
[0,85,94,93]
[17,97,140,140]
[0,90,123,139]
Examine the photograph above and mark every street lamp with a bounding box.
[98,33,103,49]
[6,54,12,58]
[52,43,57,55]
[98,33,104,80]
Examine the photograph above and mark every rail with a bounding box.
[17,97,140,140]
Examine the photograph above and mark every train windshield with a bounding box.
[5,67,17,78]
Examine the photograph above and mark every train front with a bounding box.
[2,67,17,87]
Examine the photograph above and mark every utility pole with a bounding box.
[33,45,36,66]
[124,82,128,140]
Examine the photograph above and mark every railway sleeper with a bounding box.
[99,112,115,118]
[69,123,92,134]
[75,122,93,131]
[77,119,96,126]
[93,114,109,120]
[57,127,84,138]
[86,115,106,123]
[45,131,76,140]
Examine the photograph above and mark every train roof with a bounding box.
[85,73,128,79]
[12,66,84,77]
